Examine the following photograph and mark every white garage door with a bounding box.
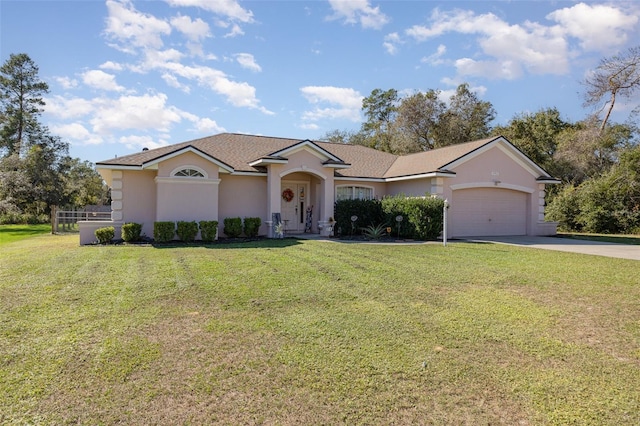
[451,188,527,237]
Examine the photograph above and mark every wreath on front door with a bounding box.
[282,188,294,202]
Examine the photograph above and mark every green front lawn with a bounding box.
[557,231,640,245]
[1,235,639,424]
[0,224,50,245]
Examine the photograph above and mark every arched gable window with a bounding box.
[171,166,207,178]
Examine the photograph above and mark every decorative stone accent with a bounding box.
[111,172,123,222]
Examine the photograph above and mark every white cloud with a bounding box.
[89,93,183,134]
[159,62,272,113]
[165,0,254,23]
[44,96,94,119]
[99,61,124,71]
[193,117,226,133]
[383,32,401,55]
[161,73,191,93]
[223,23,244,38]
[55,76,78,89]
[300,123,320,131]
[327,0,389,30]
[82,70,125,92]
[104,0,172,52]
[50,123,103,145]
[300,86,363,122]
[234,53,261,72]
[547,3,638,51]
[404,4,639,80]
[406,8,569,78]
[421,44,446,66]
[120,134,169,151]
[138,48,185,71]
[438,80,488,103]
[170,14,210,41]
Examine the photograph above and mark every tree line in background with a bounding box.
[324,46,640,234]
[0,53,109,224]
[1,49,638,233]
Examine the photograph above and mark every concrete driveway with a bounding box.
[470,236,640,261]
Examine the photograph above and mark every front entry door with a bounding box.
[281,182,308,233]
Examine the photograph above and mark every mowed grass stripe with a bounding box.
[1,234,639,424]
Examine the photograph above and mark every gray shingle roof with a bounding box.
[96,133,502,179]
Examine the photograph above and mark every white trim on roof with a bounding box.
[322,163,351,169]
[334,176,386,182]
[248,157,288,166]
[385,171,456,182]
[142,146,234,174]
[443,137,550,178]
[537,178,562,184]
[270,140,344,163]
[95,164,142,171]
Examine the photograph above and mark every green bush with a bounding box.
[334,195,444,240]
[546,185,582,232]
[223,217,242,238]
[0,212,49,225]
[153,221,175,243]
[334,199,384,236]
[243,217,262,238]
[176,221,199,242]
[199,220,218,242]
[381,195,444,240]
[95,226,115,244]
[121,222,142,242]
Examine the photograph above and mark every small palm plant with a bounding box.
[274,222,284,238]
[362,224,387,240]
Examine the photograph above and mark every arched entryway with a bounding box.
[279,169,327,234]
[281,181,310,233]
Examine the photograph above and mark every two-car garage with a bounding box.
[450,188,528,237]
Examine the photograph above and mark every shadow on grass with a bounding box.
[149,237,303,250]
[0,225,50,236]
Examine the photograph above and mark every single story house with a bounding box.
[80,133,559,244]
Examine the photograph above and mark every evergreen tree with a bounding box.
[0,53,49,157]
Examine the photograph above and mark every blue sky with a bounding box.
[1,1,639,164]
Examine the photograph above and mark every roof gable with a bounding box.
[95,133,556,181]
[142,145,234,173]
[271,139,344,163]
[441,136,551,178]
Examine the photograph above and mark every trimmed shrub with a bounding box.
[334,199,384,236]
[335,195,444,240]
[153,221,175,243]
[381,195,444,240]
[121,222,142,242]
[95,226,115,244]
[223,217,242,238]
[243,217,262,238]
[199,220,219,242]
[176,221,199,242]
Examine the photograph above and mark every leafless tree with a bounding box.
[584,46,640,131]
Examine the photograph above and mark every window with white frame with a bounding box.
[173,168,205,177]
[336,185,374,200]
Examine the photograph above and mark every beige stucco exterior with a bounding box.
[80,134,559,244]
